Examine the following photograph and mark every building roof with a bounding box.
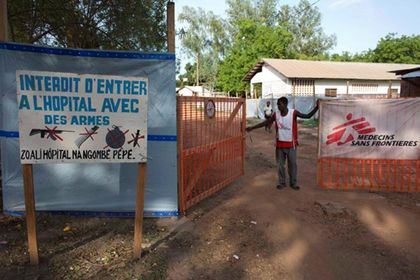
[243,59,420,81]
[390,66,420,76]
[176,86,209,94]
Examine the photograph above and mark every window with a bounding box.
[325,88,337,97]
[351,83,378,93]
[292,79,315,96]
[252,83,262,98]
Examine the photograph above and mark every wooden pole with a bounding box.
[22,164,39,265]
[387,80,392,98]
[0,0,7,41]
[0,1,7,240]
[196,53,199,86]
[167,1,175,53]
[133,162,147,258]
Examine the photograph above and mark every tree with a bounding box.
[225,0,255,37]
[177,62,196,87]
[370,33,420,64]
[178,0,336,94]
[225,0,279,37]
[178,6,228,89]
[279,0,336,57]
[7,0,167,51]
[217,19,292,94]
[330,52,354,62]
[328,34,420,64]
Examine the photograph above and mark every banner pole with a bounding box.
[133,162,147,258]
[317,101,322,187]
[167,1,175,53]
[22,164,39,265]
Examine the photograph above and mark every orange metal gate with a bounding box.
[177,96,246,213]
[318,158,420,192]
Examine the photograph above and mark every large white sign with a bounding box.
[319,99,420,160]
[17,71,148,163]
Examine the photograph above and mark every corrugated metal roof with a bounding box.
[243,59,420,81]
[391,66,420,75]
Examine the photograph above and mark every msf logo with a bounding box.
[326,113,376,145]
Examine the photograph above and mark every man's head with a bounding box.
[266,101,271,106]
[277,97,288,113]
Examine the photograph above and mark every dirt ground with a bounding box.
[1,125,420,279]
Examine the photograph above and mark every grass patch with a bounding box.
[298,118,319,128]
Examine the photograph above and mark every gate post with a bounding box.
[241,98,246,175]
[167,1,175,53]
[177,96,186,213]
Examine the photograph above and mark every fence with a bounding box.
[317,98,419,192]
[177,96,246,213]
[318,158,420,191]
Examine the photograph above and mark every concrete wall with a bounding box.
[250,66,401,99]
[251,65,290,98]
[314,79,400,96]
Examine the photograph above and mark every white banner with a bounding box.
[319,99,420,160]
[17,71,148,163]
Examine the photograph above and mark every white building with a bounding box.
[176,86,211,97]
[243,59,420,99]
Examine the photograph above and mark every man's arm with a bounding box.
[296,100,319,119]
[246,115,275,132]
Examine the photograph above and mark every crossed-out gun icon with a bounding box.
[29,126,74,141]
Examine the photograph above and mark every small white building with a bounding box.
[243,59,420,99]
[176,86,211,97]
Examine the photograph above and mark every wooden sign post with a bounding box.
[133,163,147,258]
[17,72,149,264]
[22,164,39,265]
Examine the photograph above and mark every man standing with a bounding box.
[263,101,273,132]
[246,97,319,190]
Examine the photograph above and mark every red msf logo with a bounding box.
[326,113,376,145]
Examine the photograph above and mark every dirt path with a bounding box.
[1,126,420,279]
[158,126,420,280]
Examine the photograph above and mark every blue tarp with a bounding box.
[0,43,178,216]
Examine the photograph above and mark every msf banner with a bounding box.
[17,71,148,163]
[319,98,420,160]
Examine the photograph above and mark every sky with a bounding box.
[173,0,420,70]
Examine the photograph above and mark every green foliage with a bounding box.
[215,0,337,94]
[279,0,336,57]
[370,33,420,64]
[8,0,167,51]
[329,33,420,64]
[217,19,292,94]
[177,62,196,87]
[178,7,210,61]
[216,0,296,94]
[178,6,229,89]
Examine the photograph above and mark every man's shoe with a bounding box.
[276,184,286,190]
[290,185,300,191]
